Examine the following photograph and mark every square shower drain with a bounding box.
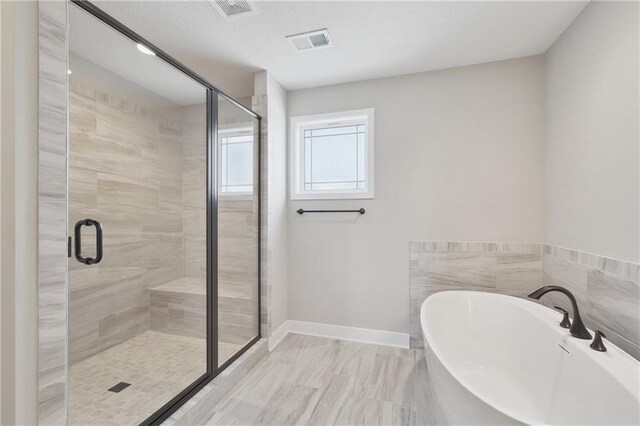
[108,382,131,393]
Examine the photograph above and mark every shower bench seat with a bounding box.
[150,277,256,344]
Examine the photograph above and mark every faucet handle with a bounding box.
[554,306,572,329]
[590,330,607,352]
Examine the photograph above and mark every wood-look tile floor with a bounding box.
[69,331,243,426]
[204,334,435,426]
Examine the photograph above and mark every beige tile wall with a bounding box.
[68,77,196,364]
[38,1,68,422]
[181,104,207,280]
[219,198,258,345]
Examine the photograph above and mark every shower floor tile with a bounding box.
[69,331,243,425]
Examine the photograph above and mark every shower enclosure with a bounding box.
[67,2,260,424]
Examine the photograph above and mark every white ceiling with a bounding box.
[90,1,589,99]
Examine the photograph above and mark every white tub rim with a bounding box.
[420,290,640,425]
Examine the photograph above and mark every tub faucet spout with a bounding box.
[528,285,592,340]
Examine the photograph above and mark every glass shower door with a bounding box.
[68,4,209,424]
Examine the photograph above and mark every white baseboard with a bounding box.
[268,321,291,351]
[271,320,409,348]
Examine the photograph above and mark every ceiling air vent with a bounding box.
[212,0,254,19]
[286,29,333,51]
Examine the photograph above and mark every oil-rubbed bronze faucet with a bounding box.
[528,286,592,340]
[553,306,572,329]
[590,330,607,352]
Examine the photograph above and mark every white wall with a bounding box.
[287,56,545,333]
[255,71,289,338]
[545,1,639,263]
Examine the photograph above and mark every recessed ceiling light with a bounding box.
[136,43,155,56]
[67,69,72,75]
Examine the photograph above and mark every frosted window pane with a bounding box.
[227,143,252,184]
[357,133,365,181]
[221,144,228,189]
[220,134,253,193]
[310,125,360,137]
[303,124,365,191]
[304,137,312,183]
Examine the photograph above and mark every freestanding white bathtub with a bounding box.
[420,291,640,425]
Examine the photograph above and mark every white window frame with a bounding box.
[218,126,254,197]
[289,108,374,200]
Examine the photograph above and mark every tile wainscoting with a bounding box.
[409,242,640,360]
[542,245,640,360]
[409,242,542,349]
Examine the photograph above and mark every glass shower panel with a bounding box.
[68,4,208,424]
[217,97,260,366]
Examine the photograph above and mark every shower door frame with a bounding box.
[68,2,262,425]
